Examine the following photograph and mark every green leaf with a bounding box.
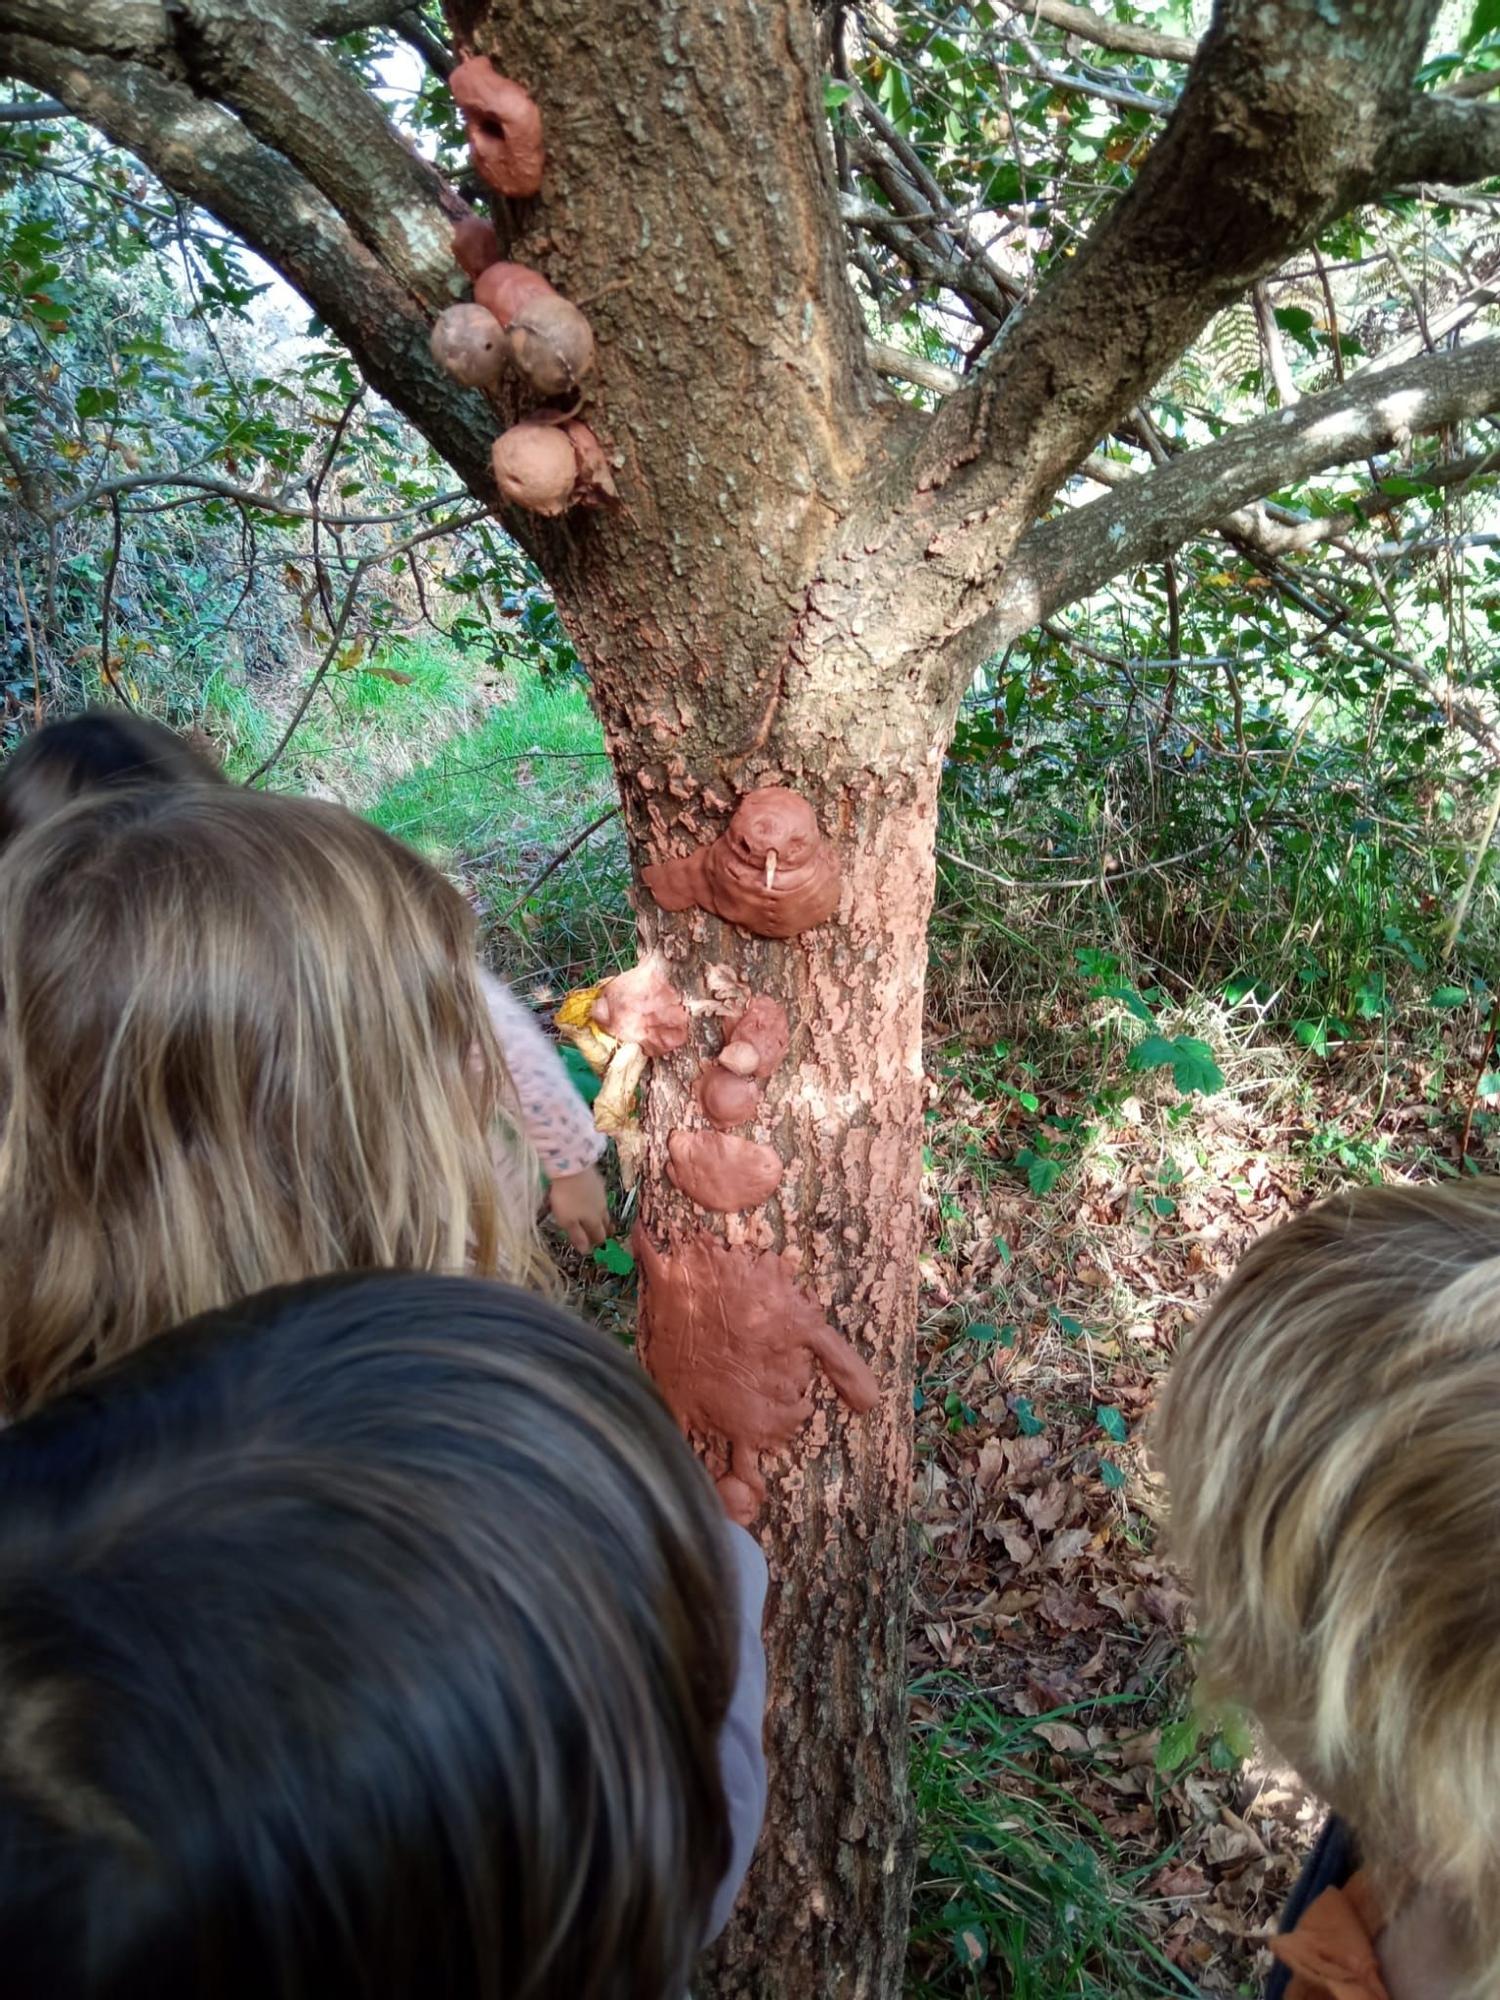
[1099,1459,1127,1491]
[1165,1036,1225,1096]
[1151,1194,1177,1217]
[1096,981,1156,1023]
[967,1320,1001,1345]
[559,1041,601,1105]
[592,1237,635,1277]
[1431,985,1469,1009]
[1464,0,1500,50]
[1027,1155,1064,1196]
[1479,1073,1500,1098]
[1096,1405,1128,1444]
[823,79,854,109]
[1156,1717,1200,1774]
[1128,1032,1178,1075]
[1012,1396,1045,1437]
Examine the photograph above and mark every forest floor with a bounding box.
[222,646,1499,2000]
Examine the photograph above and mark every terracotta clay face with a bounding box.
[634,1226,879,1524]
[591,955,689,1058]
[448,57,545,198]
[697,1065,761,1130]
[452,215,501,282]
[430,303,508,388]
[718,996,789,1079]
[642,787,841,938]
[667,1129,783,1212]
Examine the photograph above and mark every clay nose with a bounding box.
[764,847,778,891]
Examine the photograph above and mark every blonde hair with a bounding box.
[1156,1179,1500,1992]
[0,785,550,1412]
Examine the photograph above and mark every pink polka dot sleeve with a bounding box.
[475,967,605,1181]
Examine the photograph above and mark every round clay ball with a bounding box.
[492,421,577,516]
[507,293,596,398]
[430,304,508,389]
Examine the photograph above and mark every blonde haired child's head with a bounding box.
[0,784,550,1411]
[1157,1179,1500,1993]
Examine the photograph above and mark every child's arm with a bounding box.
[704,1522,769,1942]
[475,969,609,1249]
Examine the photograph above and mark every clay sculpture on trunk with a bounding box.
[696,1065,762,1130]
[429,302,509,388]
[592,954,690,1057]
[642,787,841,938]
[448,56,545,198]
[440,70,609,521]
[633,1225,879,1525]
[667,1129,783,1212]
[717,996,790,1078]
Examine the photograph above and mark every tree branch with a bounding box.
[988,338,1500,650]
[846,0,1500,713]
[0,95,61,120]
[0,30,499,506]
[1006,0,1198,65]
[1378,91,1500,188]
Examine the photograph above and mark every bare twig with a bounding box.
[247,505,486,784]
[936,833,1228,894]
[96,491,135,708]
[1459,996,1500,1167]
[497,806,623,922]
[1448,773,1500,954]
[12,559,42,726]
[865,338,963,395]
[1005,0,1197,64]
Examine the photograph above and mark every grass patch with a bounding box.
[207,637,490,804]
[908,1690,1197,1999]
[368,666,631,989]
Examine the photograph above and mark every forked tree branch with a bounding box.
[1006,0,1198,64]
[986,338,1500,656]
[1378,92,1500,186]
[0,29,500,507]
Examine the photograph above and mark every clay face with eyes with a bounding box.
[448,57,545,199]
[643,787,841,939]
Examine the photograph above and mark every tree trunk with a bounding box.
[615,751,937,1997]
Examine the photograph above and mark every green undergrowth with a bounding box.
[206,636,490,805]
[367,665,630,990]
[907,1690,1197,2000]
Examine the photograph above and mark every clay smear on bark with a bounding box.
[448,57,545,198]
[633,1225,878,1525]
[696,1065,762,1129]
[667,1129,783,1211]
[591,953,689,1056]
[643,787,841,938]
[451,215,500,282]
[717,996,789,1078]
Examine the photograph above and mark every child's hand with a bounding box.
[548,1166,609,1253]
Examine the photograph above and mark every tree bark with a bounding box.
[11,0,1500,1992]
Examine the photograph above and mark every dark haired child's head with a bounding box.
[0,1271,735,2000]
[0,708,223,849]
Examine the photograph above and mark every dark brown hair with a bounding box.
[0,1271,735,1999]
[0,708,223,848]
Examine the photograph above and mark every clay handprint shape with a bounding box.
[633,1224,878,1524]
